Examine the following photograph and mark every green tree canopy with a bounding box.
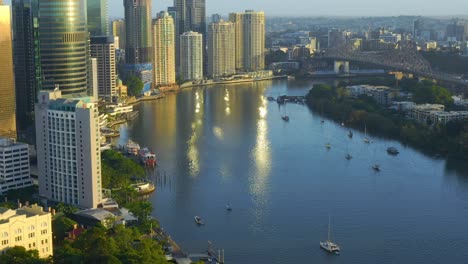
[124,76,144,96]
[0,246,48,264]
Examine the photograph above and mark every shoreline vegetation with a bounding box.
[305,82,468,160]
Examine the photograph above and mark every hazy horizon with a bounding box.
[2,0,468,18]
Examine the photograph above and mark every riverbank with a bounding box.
[305,84,468,160]
[180,75,287,89]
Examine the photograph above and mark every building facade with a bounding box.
[87,0,108,36]
[90,36,116,101]
[35,90,102,209]
[124,0,153,92]
[229,10,265,72]
[0,204,53,258]
[12,0,42,131]
[0,138,33,195]
[180,31,203,81]
[153,12,176,86]
[112,19,126,50]
[38,0,89,95]
[207,20,236,79]
[0,3,17,140]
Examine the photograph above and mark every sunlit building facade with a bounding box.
[112,19,126,50]
[0,2,17,139]
[153,12,176,86]
[207,20,236,79]
[180,31,203,81]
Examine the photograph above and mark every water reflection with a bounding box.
[187,90,204,177]
[249,95,272,230]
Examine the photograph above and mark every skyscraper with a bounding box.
[90,36,116,101]
[38,0,89,95]
[229,10,265,72]
[35,90,102,208]
[12,0,41,131]
[124,0,153,92]
[153,12,176,87]
[207,20,235,79]
[167,6,180,71]
[87,0,108,36]
[0,2,17,139]
[180,31,203,81]
[112,19,126,50]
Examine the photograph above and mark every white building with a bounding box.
[408,104,445,123]
[207,20,236,79]
[429,111,468,124]
[90,36,117,102]
[0,204,53,258]
[0,138,33,195]
[35,90,102,209]
[180,31,203,81]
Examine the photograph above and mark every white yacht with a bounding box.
[320,217,341,254]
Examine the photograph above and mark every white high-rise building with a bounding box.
[207,20,236,79]
[0,138,33,195]
[229,10,265,72]
[153,12,176,86]
[180,31,203,81]
[35,90,102,209]
[90,36,117,101]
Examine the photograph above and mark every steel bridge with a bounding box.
[322,41,468,87]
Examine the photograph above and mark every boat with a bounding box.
[345,154,352,160]
[325,143,331,149]
[363,125,370,144]
[387,147,399,155]
[194,216,204,225]
[348,131,353,138]
[226,203,232,211]
[321,120,325,124]
[372,164,381,171]
[125,139,140,155]
[282,115,290,122]
[139,147,157,167]
[320,216,341,254]
[267,96,275,101]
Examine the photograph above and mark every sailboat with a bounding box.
[325,143,331,150]
[320,216,341,254]
[363,124,370,144]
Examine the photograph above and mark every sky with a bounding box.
[2,0,468,17]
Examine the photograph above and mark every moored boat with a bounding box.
[194,216,204,225]
[139,148,157,167]
[320,216,341,255]
[372,164,381,171]
[282,115,290,122]
[125,140,140,155]
[387,147,399,155]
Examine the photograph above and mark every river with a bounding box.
[116,79,468,264]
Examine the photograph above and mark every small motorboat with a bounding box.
[348,131,353,138]
[387,147,399,155]
[267,96,275,101]
[282,115,290,122]
[226,203,232,211]
[372,164,381,172]
[321,120,325,124]
[325,143,331,150]
[363,137,370,144]
[345,154,352,160]
[194,216,204,225]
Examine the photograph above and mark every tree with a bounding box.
[0,246,48,264]
[124,76,144,96]
[52,216,77,245]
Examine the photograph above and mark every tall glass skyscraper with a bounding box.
[12,0,42,130]
[0,1,17,139]
[87,0,108,36]
[124,0,153,91]
[39,0,89,95]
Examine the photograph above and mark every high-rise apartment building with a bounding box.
[87,0,108,36]
[207,20,236,79]
[229,10,265,72]
[0,204,53,258]
[328,28,345,48]
[153,12,176,86]
[90,36,116,101]
[12,0,42,131]
[38,0,89,95]
[35,90,102,209]
[180,31,203,81]
[112,19,126,50]
[124,0,153,92]
[0,138,33,195]
[0,2,17,139]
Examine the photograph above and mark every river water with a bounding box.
[117,80,468,264]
